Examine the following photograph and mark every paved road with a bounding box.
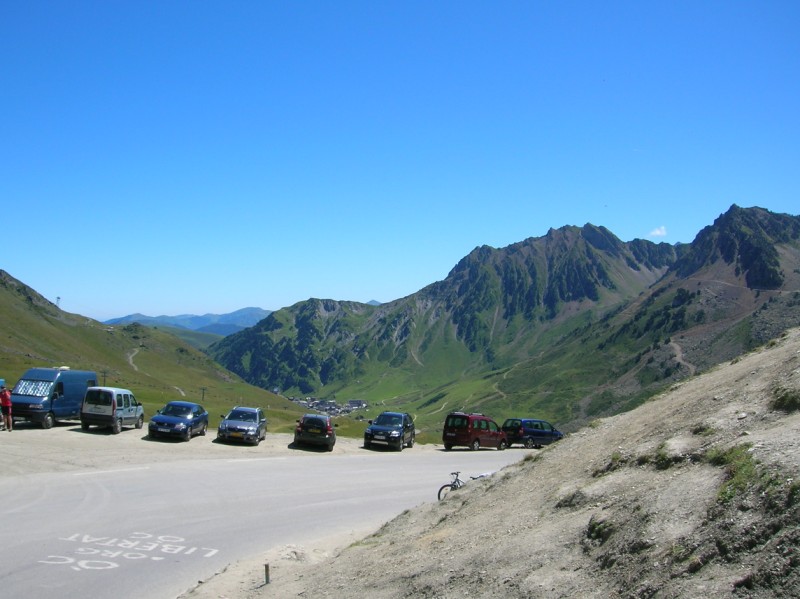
[0,446,528,599]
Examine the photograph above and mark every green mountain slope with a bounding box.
[0,271,302,431]
[209,206,800,436]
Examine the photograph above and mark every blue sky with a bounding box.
[2,1,798,321]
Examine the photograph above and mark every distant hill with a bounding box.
[103,307,272,350]
[105,307,272,337]
[209,205,800,434]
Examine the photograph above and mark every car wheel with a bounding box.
[470,439,480,451]
[183,428,192,441]
[524,438,535,449]
[200,422,207,436]
[364,439,371,449]
[42,412,55,429]
[327,443,334,452]
[112,418,122,435]
[135,415,144,429]
[407,434,415,448]
[397,440,403,452]
[444,443,452,451]
[81,422,90,431]
[498,440,507,451]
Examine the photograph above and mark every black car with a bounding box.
[363,411,415,451]
[148,400,208,441]
[217,406,267,446]
[293,413,337,451]
[501,418,564,448]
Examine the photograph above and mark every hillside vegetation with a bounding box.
[0,271,302,430]
[210,205,800,437]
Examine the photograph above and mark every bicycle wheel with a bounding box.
[438,484,454,501]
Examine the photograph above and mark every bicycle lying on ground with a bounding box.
[437,471,490,500]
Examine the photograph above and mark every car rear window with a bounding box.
[304,417,325,428]
[84,389,112,406]
[445,415,468,429]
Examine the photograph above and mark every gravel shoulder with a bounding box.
[0,425,384,478]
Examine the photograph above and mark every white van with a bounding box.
[80,387,144,434]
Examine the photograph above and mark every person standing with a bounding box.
[0,385,12,431]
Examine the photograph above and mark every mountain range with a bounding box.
[105,307,271,336]
[208,205,800,433]
[2,204,798,438]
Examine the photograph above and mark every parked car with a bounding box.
[148,401,208,441]
[442,412,507,451]
[502,418,564,448]
[217,406,267,445]
[80,386,144,433]
[11,366,98,428]
[364,411,415,451]
[293,413,337,451]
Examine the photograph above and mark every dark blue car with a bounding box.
[363,411,415,451]
[148,400,208,441]
[501,418,564,448]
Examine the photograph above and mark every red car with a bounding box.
[442,412,507,451]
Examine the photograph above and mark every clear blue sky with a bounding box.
[2,1,798,321]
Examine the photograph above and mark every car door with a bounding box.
[258,409,266,437]
[540,421,557,444]
[403,414,414,444]
[117,393,129,425]
[128,394,141,425]
[486,419,503,448]
[190,405,201,434]
[523,420,541,445]
[476,418,492,446]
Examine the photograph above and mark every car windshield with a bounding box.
[12,379,53,397]
[227,410,256,422]
[162,404,191,417]
[374,413,402,427]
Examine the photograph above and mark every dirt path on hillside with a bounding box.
[668,339,696,375]
[126,347,140,371]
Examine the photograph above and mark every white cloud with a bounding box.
[649,226,667,237]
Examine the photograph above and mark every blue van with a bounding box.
[11,367,98,428]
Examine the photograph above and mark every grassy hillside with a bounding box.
[152,324,223,350]
[0,271,304,432]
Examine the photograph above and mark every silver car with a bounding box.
[217,406,267,446]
